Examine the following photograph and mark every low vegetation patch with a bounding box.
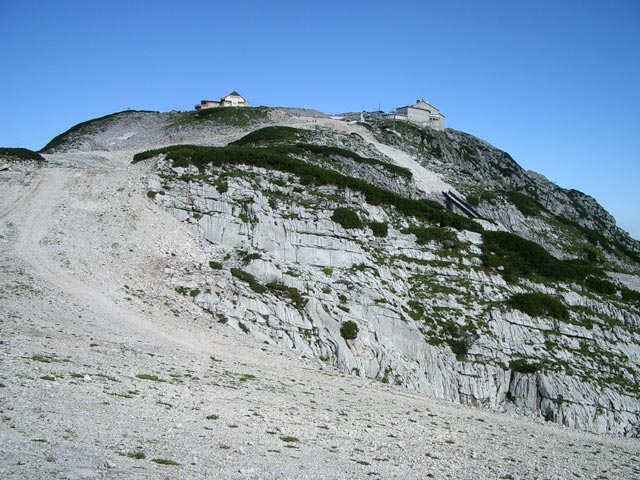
[504,190,545,217]
[230,268,267,293]
[265,282,306,309]
[332,207,363,230]
[507,293,568,320]
[0,147,45,162]
[135,373,164,382]
[340,321,359,340]
[585,276,617,295]
[481,230,601,282]
[132,145,481,232]
[176,106,271,127]
[369,221,388,237]
[125,452,146,460]
[509,358,542,374]
[229,125,309,145]
[151,458,180,466]
[402,226,458,247]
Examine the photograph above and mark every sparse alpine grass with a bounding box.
[331,207,363,230]
[132,145,481,232]
[0,147,46,162]
[507,292,568,320]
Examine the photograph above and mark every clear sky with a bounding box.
[1,0,639,238]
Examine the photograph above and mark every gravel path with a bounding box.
[0,152,638,479]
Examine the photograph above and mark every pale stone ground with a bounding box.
[1,152,639,480]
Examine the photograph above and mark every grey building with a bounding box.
[386,99,446,130]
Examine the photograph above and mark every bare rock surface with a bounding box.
[1,149,640,479]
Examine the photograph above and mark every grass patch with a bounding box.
[510,358,542,374]
[403,226,458,246]
[504,190,545,217]
[176,106,271,127]
[31,355,54,363]
[132,145,481,232]
[126,452,146,460]
[229,125,309,145]
[265,282,306,309]
[151,458,180,466]
[585,276,617,295]
[507,293,568,320]
[279,436,299,443]
[369,221,388,237]
[135,374,164,382]
[481,230,601,282]
[332,207,363,230]
[0,147,46,162]
[230,268,267,293]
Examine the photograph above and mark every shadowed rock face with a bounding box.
[43,108,640,435]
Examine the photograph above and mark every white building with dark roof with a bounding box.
[385,99,445,130]
[195,91,249,110]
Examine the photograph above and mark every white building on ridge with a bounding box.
[385,99,445,130]
[195,91,249,110]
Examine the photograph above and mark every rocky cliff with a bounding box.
[46,108,640,435]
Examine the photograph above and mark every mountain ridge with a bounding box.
[6,106,640,437]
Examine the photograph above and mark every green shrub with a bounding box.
[509,358,541,374]
[369,221,388,237]
[151,458,180,466]
[622,288,640,303]
[447,338,470,360]
[230,268,266,293]
[132,145,482,233]
[332,207,363,230]
[230,126,308,146]
[215,180,228,193]
[241,252,261,264]
[340,321,359,340]
[504,191,545,217]
[266,282,306,309]
[209,261,222,269]
[585,276,617,295]
[466,195,480,207]
[0,147,46,162]
[507,293,568,320]
[481,230,601,281]
[402,226,458,246]
[178,106,271,127]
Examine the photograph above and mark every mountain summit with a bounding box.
[2,106,639,478]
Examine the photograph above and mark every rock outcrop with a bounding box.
[42,107,640,435]
[142,131,640,435]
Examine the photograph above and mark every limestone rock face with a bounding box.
[148,149,640,436]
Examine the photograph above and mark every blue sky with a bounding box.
[1,0,639,238]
